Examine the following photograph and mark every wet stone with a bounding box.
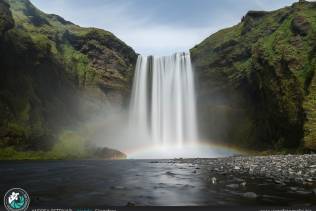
[126,201,136,206]
[226,184,239,189]
[240,182,247,187]
[210,177,217,184]
[296,190,312,195]
[166,171,175,176]
[289,187,298,191]
[111,186,125,190]
[243,192,258,199]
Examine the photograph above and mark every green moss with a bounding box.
[0,130,126,160]
[0,130,88,160]
[0,147,47,160]
[49,131,88,159]
[0,0,14,35]
[191,1,316,152]
[62,44,97,87]
[0,0,136,160]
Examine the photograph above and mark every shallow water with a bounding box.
[0,160,314,207]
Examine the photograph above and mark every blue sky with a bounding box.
[30,0,298,55]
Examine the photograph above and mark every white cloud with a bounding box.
[30,0,299,56]
[117,25,231,56]
[31,0,238,55]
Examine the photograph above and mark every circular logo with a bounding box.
[3,188,30,211]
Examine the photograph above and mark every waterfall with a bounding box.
[129,52,198,148]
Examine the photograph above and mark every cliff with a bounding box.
[0,0,136,157]
[191,0,316,152]
[1,0,316,156]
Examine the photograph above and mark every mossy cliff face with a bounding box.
[0,1,13,35]
[0,0,136,153]
[191,1,316,151]
[2,0,316,156]
[7,0,137,105]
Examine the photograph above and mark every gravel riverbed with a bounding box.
[167,154,316,202]
[175,154,316,185]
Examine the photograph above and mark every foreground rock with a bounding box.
[175,154,316,186]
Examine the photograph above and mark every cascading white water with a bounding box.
[129,52,198,148]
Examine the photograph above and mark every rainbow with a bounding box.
[124,141,245,159]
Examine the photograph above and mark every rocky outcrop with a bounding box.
[291,16,311,36]
[191,1,316,151]
[64,28,136,105]
[241,11,269,35]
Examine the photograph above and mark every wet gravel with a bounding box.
[173,154,316,186]
[167,154,316,205]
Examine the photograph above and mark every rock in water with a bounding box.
[296,190,312,195]
[226,184,239,189]
[211,177,217,184]
[243,192,258,199]
[126,202,136,206]
[166,171,176,176]
[241,182,247,187]
[111,186,125,190]
[290,187,298,191]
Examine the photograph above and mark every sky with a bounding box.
[30,0,298,56]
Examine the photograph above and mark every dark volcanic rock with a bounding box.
[243,192,258,199]
[244,11,269,19]
[126,201,136,207]
[226,184,239,189]
[241,11,269,34]
[291,16,310,36]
